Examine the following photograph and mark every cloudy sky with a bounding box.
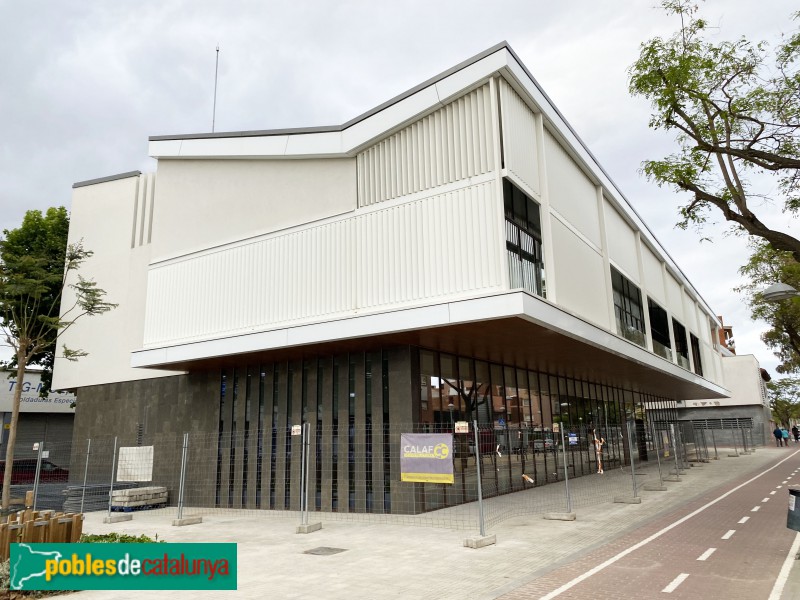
[1,0,797,378]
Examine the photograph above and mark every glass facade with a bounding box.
[611,267,646,347]
[213,345,677,515]
[504,179,545,297]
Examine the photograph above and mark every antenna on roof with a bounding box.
[212,44,220,133]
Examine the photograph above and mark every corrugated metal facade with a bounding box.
[131,172,155,248]
[142,180,503,347]
[356,83,495,207]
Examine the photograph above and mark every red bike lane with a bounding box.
[502,448,800,600]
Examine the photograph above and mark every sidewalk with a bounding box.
[68,447,796,599]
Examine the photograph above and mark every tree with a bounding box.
[629,1,800,260]
[737,240,800,373]
[0,208,116,510]
[767,377,800,426]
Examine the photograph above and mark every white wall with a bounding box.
[544,131,601,247]
[53,174,178,390]
[152,158,357,261]
[642,243,666,305]
[684,354,765,407]
[604,201,639,283]
[499,79,540,199]
[549,218,611,330]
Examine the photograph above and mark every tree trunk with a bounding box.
[2,349,27,510]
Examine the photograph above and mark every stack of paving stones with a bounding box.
[62,483,138,513]
[109,486,168,512]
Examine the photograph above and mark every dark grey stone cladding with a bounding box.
[69,347,415,513]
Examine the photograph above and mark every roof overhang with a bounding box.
[131,291,728,401]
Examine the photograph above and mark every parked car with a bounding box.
[0,459,69,484]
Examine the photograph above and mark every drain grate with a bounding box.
[304,547,347,556]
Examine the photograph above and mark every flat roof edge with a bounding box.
[73,170,142,189]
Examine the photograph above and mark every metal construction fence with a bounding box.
[0,419,757,535]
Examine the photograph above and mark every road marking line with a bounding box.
[662,573,690,593]
[697,548,716,561]
[777,486,783,489]
[771,491,777,495]
[722,530,736,540]
[752,506,761,512]
[537,450,800,600]
[783,481,788,484]
[738,517,750,524]
[763,498,771,502]
[769,532,800,600]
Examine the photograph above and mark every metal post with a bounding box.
[107,437,118,519]
[740,424,749,454]
[473,420,485,537]
[650,422,663,488]
[177,433,189,520]
[730,422,739,456]
[710,428,718,460]
[299,423,307,524]
[678,423,689,466]
[303,422,311,526]
[80,439,91,514]
[32,441,44,511]
[747,426,756,451]
[670,424,680,478]
[560,426,571,513]
[627,422,638,497]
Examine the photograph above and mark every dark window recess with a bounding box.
[503,179,545,297]
[690,334,703,376]
[672,319,690,369]
[611,267,646,347]
[647,299,672,360]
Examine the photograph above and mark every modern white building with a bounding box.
[678,353,771,446]
[54,43,730,513]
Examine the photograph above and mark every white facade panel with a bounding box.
[152,158,357,261]
[642,244,666,305]
[665,273,684,321]
[356,84,495,207]
[549,218,611,330]
[696,307,711,343]
[683,291,699,334]
[53,174,178,390]
[544,131,601,248]
[499,78,539,198]
[603,201,639,283]
[142,181,504,347]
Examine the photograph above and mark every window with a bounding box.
[647,299,672,360]
[672,319,690,369]
[690,334,703,376]
[504,179,545,297]
[611,267,645,347]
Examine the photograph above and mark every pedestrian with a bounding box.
[774,426,784,447]
[782,427,790,446]
[793,425,799,443]
[592,430,605,474]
